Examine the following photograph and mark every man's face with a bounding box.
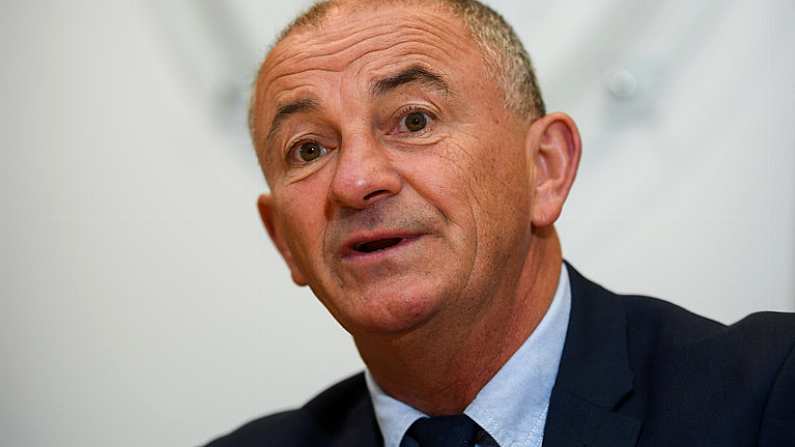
[254,4,539,335]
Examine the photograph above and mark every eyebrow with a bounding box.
[371,65,449,97]
[264,97,320,150]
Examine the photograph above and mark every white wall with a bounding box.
[0,1,792,446]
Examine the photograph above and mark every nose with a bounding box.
[329,133,402,209]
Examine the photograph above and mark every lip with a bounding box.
[340,231,424,261]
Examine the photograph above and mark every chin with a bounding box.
[343,288,444,336]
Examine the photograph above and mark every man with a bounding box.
[207,0,794,445]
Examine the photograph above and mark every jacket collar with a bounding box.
[542,262,642,447]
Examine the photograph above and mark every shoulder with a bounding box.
[619,290,795,364]
[572,264,795,356]
[569,267,795,442]
[203,373,375,447]
[565,263,728,349]
[611,282,795,377]
[620,293,726,344]
[624,300,795,443]
[616,289,795,441]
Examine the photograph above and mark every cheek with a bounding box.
[433,131,534,243]
[434,133,528,211]
[276,183,329,267]
[399,143,477,226]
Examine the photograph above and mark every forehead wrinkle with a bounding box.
[268,27,399,76]
[270,33,436,81]
[393,15,472,52]
[298,9,462,53]
[267,9,470,79]
[259,8,474,102]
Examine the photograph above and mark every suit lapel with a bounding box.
[331,394,383,447]
[304,373,383,447]
[543,263,642,447]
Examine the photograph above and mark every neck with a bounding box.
[355,227,563,416]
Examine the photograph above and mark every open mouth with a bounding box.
[353,237,404,254]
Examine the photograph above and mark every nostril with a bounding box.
[363,189,390,202]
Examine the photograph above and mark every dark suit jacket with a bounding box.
[206,265,795,446]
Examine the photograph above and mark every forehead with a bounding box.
[251,4,482,137]
[265,4,476,80]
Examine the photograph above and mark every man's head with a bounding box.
[251,0,581,339]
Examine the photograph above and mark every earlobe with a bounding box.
[527,112,582,227]
[257,194,309,286]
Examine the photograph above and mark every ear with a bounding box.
[526,112,582,227]
[257,194,309,286]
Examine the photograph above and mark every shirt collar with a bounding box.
[365,264,572,447]
[365,372,426,447]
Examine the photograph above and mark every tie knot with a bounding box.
[403,414,481,447]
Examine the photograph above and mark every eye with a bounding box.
[400,110,431,133]
[289,141,328,164]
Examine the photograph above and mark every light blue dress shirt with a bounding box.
[365,264,571,447]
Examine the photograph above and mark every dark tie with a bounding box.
[402,414,481,447]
